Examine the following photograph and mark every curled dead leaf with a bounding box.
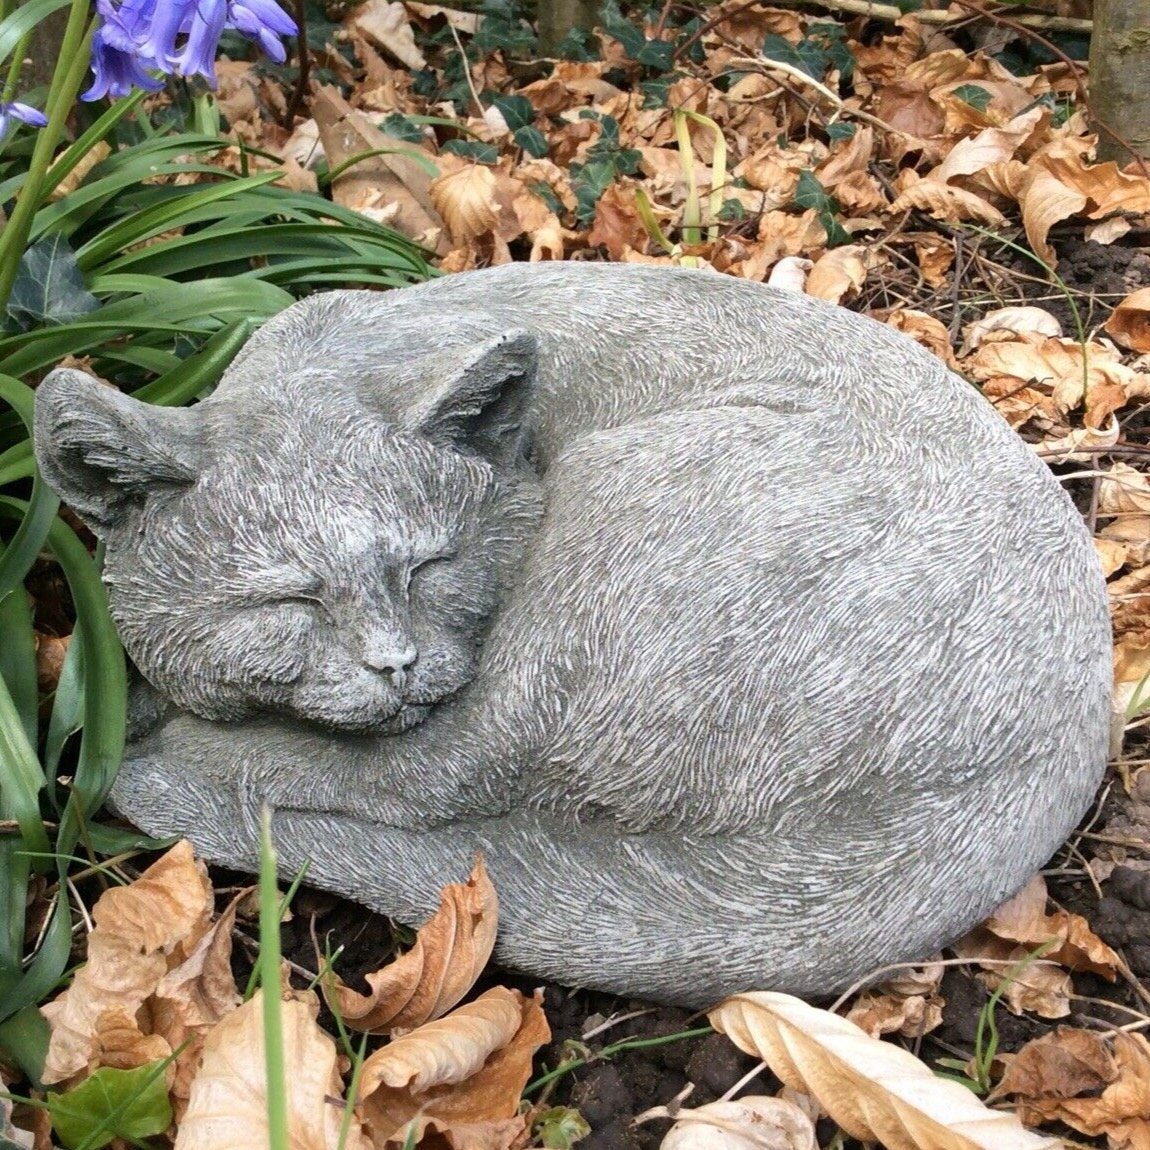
[846,960,946,1039]
[323,855,497,1033]
[709,992,1061,1150]
[657,1096,817,1149]
[804,245,868,304]
[430,163,500,244]
[994,1029,1150,1147]
[42,842,214,1084]
[949,877,1119,1019]
[1100,462,1150,515]
[1105,288,1150,353]
[961,307,1062,353]
[888,178,1008,228]
[176,988,368,1150]
[357,987,549,1146]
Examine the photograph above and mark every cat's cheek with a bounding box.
[405,635,478,704]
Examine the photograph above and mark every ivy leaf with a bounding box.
[570,113,641,224]
[379,112,426,143]
[762,32,826,81]
[827,121,857,141]
[513,125,549,158]
[794,171,851,247]
[7,234,99,332]
[441,138,499,164]
[952,83,993,112]
[794,169,836,214]
[491,94,535,131]
[47,1063,172,1150]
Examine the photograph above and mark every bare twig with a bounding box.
[764,0,1090,33]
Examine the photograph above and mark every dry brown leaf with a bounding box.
[1019,138,1150,265]
[888,177,1008,227]
[709,992,1061,1150]
[176,988,369,1150]
[913,235,955,288]
[48,141,111,201]
[804,245,868,303]
[933,106,1046,184]
[961,307,1062,352]
[996,1030,1150,1146]
[312,86,447,254]
[948,930,1074,1019]
[1101,463,1150,515]
[151,893,246,1114]
[587,180,652,260]
[42,841,214,1083]
[324,856,497,1034]
[1106,288,1150,353]
[404,2,478,34]
[658,1095,817,1149]
[34,632,68,695]
[884,310,959,369]
[430,163,500,244]
[357,988,549,1146]
[974,876,1120,981]
[1037,417,1121,464]
[346,0,425,69]
[962,332,1150,426]
[846,961,946,1039]
[1102,514,1150,569]
[992,1027,1114,1105]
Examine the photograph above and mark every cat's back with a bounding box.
[216,263,985,462]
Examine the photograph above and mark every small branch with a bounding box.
[282,0,310,128]
[762,0,1091,33]
[727,54,908,138]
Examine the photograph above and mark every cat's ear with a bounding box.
[401,329,536,467]
[34,367,201,531]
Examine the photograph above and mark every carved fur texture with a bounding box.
[33,263,1112,1005]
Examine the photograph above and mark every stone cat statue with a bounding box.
[33,262,1112,1006]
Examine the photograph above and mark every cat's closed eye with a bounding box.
[408,553,455,586]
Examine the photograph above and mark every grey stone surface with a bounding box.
[33,262,1112,1005]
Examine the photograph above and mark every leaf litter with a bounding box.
[18,1,1150,1148]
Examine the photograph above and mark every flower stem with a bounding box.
[0,0,93,312]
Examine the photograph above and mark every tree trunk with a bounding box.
[535,0,599,55]
[1089,0,1150,164]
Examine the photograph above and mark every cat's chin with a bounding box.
[292,701,432,735]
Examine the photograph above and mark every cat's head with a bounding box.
[33,328,542,733]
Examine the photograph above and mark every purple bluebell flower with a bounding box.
[228,0,297,62]
[83,0,296,100]
[84,0,166,100]
[0,100,49,141]
[169,0,229,85]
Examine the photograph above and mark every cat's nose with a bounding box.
[363,644,418,682]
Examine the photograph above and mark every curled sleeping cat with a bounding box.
[33,262,1111,1005]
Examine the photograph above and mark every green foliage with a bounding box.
[490,95,549,158]
[47,1062,173,1150]
[952,84,993,113]
[7,236,99,330]
[598,0,674,71]
[794,170,851,247]
[533,1106,592,1148]
[570,111,641,224]
[0,73,431,1082]
[380,111,430,143]
[763,22,855,84]
[442,138,500,163]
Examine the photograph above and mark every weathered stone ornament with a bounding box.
[34,263,1111,1006]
